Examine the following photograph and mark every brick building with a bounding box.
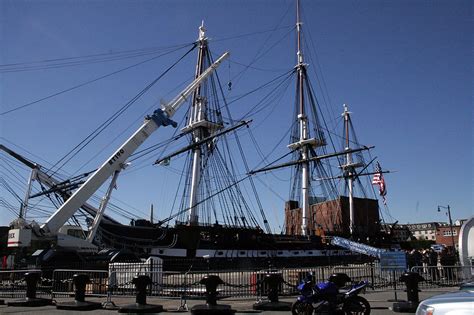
[406,221,466,250]
[435,223,462,250]
[284,196,380,239]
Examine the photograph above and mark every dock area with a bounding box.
[0,286,460,314]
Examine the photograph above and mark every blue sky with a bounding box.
[0,0,472,230]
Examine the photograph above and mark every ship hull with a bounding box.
[95,222,365,270]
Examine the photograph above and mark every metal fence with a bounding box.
[0,262,472,301]
[332,264,407,290]
[332,263,474,290]
[410,265,472,288]
[51,269,109,298]
[0,269,50,299]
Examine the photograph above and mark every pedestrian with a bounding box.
[440,248,456,283]
[428,249,439,281]
[413,249,422,268]
[407,250,415,270]
[421,249,429,274]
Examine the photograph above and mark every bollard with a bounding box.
[392,272,425,313]
[202,275,224,306]
[25,272,39,299]
[401,272,424,304]
[253,273,291,311]
[56,274,102,310]
[118,275,163,313]
[7,272,52,307]
[134,275,150,305]
[265,273,281,303]
[191,275,235,315]
[73,274,88,302]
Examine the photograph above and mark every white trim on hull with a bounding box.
[150,248,357,258]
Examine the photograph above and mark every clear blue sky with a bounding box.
[1,0,472,230]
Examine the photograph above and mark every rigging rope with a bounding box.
[1,143,150,222]
[47,44,197,177]
[0,43,194,116]
[212,57,271,233]
[0,43,193,69]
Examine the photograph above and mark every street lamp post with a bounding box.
[437,205,457,260]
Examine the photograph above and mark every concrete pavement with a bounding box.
[0,287,457,314]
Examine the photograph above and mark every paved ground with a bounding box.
[0,287,457,314]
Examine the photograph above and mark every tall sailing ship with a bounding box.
[4,1,389,269]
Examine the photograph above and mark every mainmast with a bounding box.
[183,22,223,225]
[340,105,363,235]
[287,0,325,236]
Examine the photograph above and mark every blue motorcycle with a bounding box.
[291,273,371,315]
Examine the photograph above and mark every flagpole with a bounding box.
[372,162,387,205]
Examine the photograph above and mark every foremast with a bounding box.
[184,22,223,225]
[287,0,325,236]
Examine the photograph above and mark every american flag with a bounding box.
[372,161,387,204]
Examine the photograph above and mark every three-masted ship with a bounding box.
[6,1,389,270]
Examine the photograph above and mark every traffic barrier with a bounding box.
[0,269,45,299]
[7,272,52,307]
[410,265,473,288]
[0,262,470,302]
[51,268,108,298]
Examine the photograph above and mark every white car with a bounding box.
[416,290,474,315]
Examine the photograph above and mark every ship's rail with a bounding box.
[0,262,471,301]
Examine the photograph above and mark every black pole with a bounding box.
[438,205,458,263]
[447,206,457,261]
[393,270,398,302]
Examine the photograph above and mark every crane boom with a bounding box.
[0,144,118,224]
[40,51,229,235]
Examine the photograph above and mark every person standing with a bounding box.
[421,249,429,275]
[440,248,456,283]
[413,249,422,268]
[428,249,439,281]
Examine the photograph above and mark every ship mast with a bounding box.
[287,0,325,236]
[186,23,206,224]
[184,22,223,225]
[340,104,363,235]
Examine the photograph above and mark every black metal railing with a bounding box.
[0,261,471,301]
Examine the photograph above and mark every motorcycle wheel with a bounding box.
[342,296,371,315]
[291,300,314,315]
